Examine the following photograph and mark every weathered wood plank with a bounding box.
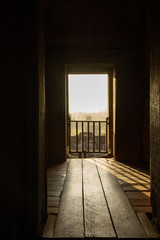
[48,196,60,202]
[98,158,150,179]
[47,180,64,184]
[47,169,67,172]
[137,212,159,238]
[47,207,59,214]
[47,176,65,181]
[83,159,116,238]
[42,215,56,238]
[47,187,63,192]
[96,159,147,238]
[126,191,150,199]
[122,183,150,191]
[119,178,149,186]
[47,201,59,207]
[118,178,149,184]
[47,172,66,177]
[54,159,84,238]
[47,191,61,197]
[47,184,64,188]
[133,206,152,213]
[129,198,151,206]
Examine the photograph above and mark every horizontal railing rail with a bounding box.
[68,118,109,154]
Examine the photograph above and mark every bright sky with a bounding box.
[69,74,108,113]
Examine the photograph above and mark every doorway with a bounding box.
[65,63,115,158]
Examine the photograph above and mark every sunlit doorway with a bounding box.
[65,63,115,159]
[68,74,109,158]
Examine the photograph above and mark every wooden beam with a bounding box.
[54,159,84,238]
[83,159,116,238]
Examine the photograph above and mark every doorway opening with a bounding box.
[65,64,115,159]
[68,74,109,158]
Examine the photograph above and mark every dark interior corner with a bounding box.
[1,0,160,238]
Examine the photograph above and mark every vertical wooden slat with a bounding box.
[76,121,78,152]
[82,121,84,152]
[106,120,107,152]
[88,122,89,152]
[69,120,108,153]
[81,121,82,152]
[93,121,95,153]
[69,120,71,152]
[107,118,109,153]
[99,122,101,152]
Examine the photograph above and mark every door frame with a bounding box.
[65,63,115,158]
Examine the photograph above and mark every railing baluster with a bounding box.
[80,121,82,152]
[93,121,95,153]
[88,121,89,152]
[82,121,84,152]
[69,120,108,154]
[99,122,101,152]
[106,119,107,152]
[76,121,78,152]
[69,118,71,153]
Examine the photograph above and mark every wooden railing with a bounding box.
[68,118,109,154]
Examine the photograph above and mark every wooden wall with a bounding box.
[45,4,149,166]
[1,0,47,239]
[150,0,160,231]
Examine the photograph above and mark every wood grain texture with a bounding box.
[126,191,150,199]
[47,207,59,214]
[54,159,84,238]
[83,159,116,238]
[96,159,147,238]
[129,199,150,206]
[42,215,56,238]
[47,160,69,215]
[137,212,159,238]
[133,206,152,213]
[47,201,59,207]
[122,183,150,191]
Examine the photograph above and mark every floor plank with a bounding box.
[54,159,84,238]
[126,191,150,199]
[129,199,150,206]
[47,207,59,214]
[96,158,151,215]
[43,158,153,239]
[133,206,152,213]
[96,159,147,238]
[47,160,70,215]
[137,212,159,238]
[83,159,116,238]
[122,183,150,191]
[42,215,56,238]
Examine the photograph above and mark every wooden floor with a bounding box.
[42,158,159,239]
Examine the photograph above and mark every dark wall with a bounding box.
[1,2,17,239]
[150,0,160,230]
[46,62,65,166]
[1,0,46,239]
[45,8,145,49]
[116,59,145,164]
[45,4,149,165]
[38,0,47,235]
[16,1,46,238]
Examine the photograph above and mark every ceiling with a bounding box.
[44,0,155,11]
